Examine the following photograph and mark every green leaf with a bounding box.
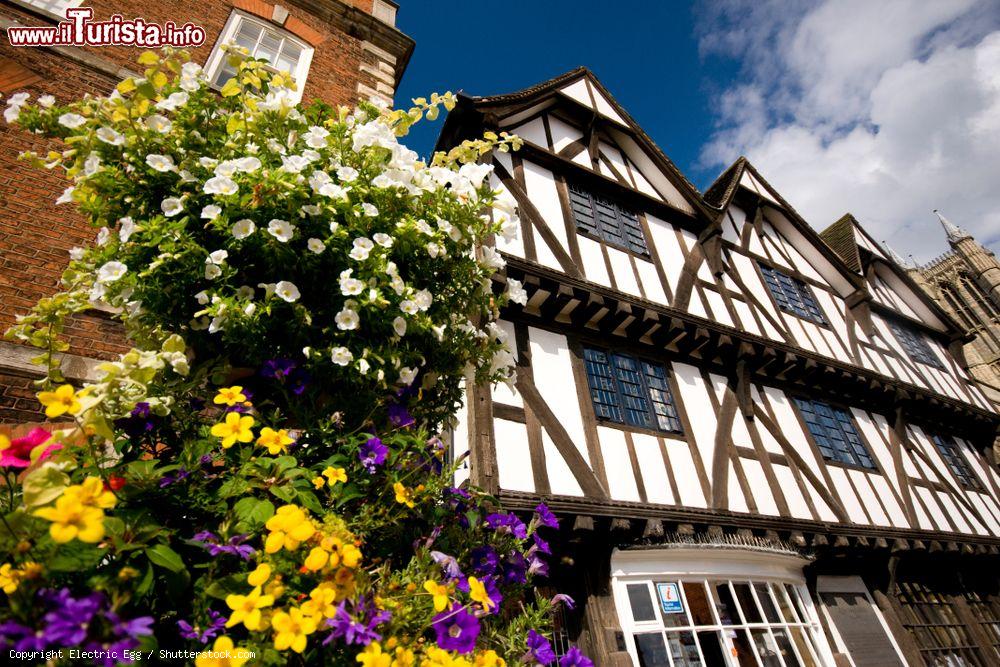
[295,488,323,514]
[205,573,248,600]
[146,544,185,572]
[49,543,105,572]
[273,455,298,472]
[218,477,251,498]
[233,497,274,531]
[135,563,155,597]
[268,485,295,503]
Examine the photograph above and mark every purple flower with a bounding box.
[502,551,528,585]
[430,551,465,581]
[114,402,158,440]
[109,614,153,640]
[534,503,559,530]
[526,630,557,665]
[532,533,552,556]
[485,512,528,539]
[0,621,48,652]
[551,594,576,610]
[194,533,255,560]
[159,467,189,487]
[177,610,226,643]
[470,546,500,577]
[42,589,104,644]
[324,597,391,647]
[387,403,414,428]
[528,553,549,577]
[559,647,594,667]
[431,608,480,654]
[261,358,297,379]
[191,531,219,544]
[359,437,388,473]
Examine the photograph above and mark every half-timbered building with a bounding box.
[436,69,1000,667]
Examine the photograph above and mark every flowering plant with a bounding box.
[0,49,587,666]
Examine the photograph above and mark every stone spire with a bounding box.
[934,209,971,243]
[882,241,915,270]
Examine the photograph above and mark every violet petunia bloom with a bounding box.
[359,436,388,473]
[485,512,528,539]
[0,621,48,652]
[115,402,159,440]
[502,551,528,585]
[551,593,576,610]
[159,467,190,487]
[261,358,297,380]
[193,533,255,560]
[532,532,552,556]
[526,630,557,665]
[430,551,465,581]
[431,607,480,654]
[191,531,219,544]
[534,503,559,530]
[470,546,500,577]
[324,597,391,646]
[387,403,414,428]
[42,589,104,644]
[177,610,226,643]
[559,647,594,667]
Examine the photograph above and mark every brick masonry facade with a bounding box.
[0,0,412,423]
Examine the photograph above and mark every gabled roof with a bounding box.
[704,157,865,293]
[434,67,714,221]
[819,213,864,274]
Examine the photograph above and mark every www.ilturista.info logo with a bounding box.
[6,7,205,47]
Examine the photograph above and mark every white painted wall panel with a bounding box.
[742,459,779,516]
[598,427,641,502]
[560,80,592,108]
[635,258,667,305]
[673,363,719,492]
[869,475,909,528]
[578,236,611,287]
[774,465,811,519]
[915,487,943,530]
[608,248,642,297]
[513,117,548,148]
[728,464,749,513]
[733,300,762,336]
[528,327,590,468]
[542,432,583,496]
[522,160,571,273]
[647,213,684,295]
[663,439,707,508]
[704,289,733,327]
[495,419,534,492]
[828,467,868,524]
[547,115,582,153]
[851,471,889,526]
[634,433,674,505]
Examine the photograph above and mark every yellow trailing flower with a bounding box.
[423,580,452,612]
[0,434,9,452]
[33,495,105,543]
[312,477,326,490]
[214,386,247,407]
[264,505,315,553]
[195,636,249,667]
[225,586,274,631]
[247,563,271,587]
[271,606,317,653]
[63,476,117,509]
[357,642,392,667]
[473,651,505,667]
[301,582,338,619]
[303,546,329,572]
[422,647,471,667]
[333,566,357,600]
[467,576,495,611]
[37,384,84,418]
[323,466,347,485]
[257,427,294,455]
[393,482,415,508]
[0,564,21,594]
[210,412,255,448]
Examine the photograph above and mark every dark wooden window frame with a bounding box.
[757,261,829,326]
[929,432,982,491]
[581,345,683,435]
[566,180,650,257]
[886,317,945,370]
[792,396,878,470]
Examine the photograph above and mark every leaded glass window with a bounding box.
[759,264,827,325]
[793,398,876,469]
[582,348,682,433]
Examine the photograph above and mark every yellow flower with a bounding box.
[423,580,451,612]
[271,606,317,653]
[247,563,271,587]
[333,567,356,600]
[474,651,505,667]
[0,434,9,452]
[467,576,495,611]
[392,646,416,667]
[225,586,274,631]
[210,412,255,448]
[323,467,347,485]
[312,477,326,490]
[303,547,329,572]
[264,505,315,553]
[195,636,249,667]
[33,496,105,543]
[214,386,247,407]
[257,427,294,455]
[63,476,117,509]
[301,582,338,619]
[393,482,415,509]
[37,384,83,418]
[340,542,362,568]
[0,564,20,594]
[357,642,392,667]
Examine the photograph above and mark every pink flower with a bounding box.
[0,428,61,468]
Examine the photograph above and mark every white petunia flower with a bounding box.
[155,91,189,111]
[275,281,300,303]
[146,154,175,172]
[302,204,321,216]
[69,247,85,261]
[399,299,418,316]
[267,219,296,243]
[335,308,359,330]
[427,243,442,258]
[480,246,505,270]
[118,217,135,243]
[415,219,434,235]
[507,278,528,306]
[459,162,494,188]
[339,269,364,296]
[236,285,255,300]
[258,282,277,298]
[96,227,110,246]
[201,205,221,220]
[361,203,378,217]
[358,358,370,374]
[336,166,358,182]
[145,114,172,133]
[55,186,75,204]
[97,261,127,283]
[204,175,238,196]
[281,154,312,173]
[96,126,124,145]
[244,303,256,316]
[206,249,228,265]
[83,152,101,176]
[318,182,349,199]
[303,126,329,148]
[195,290,210,305]
[58,113,86,129]
[161,197,184,217]
[234,156,261,172]
[38,95,54,108]
[499,213,520,243]
[205,264,222,280]
[398,366,418,386]
[393,316,407,337]
[307,238,325,254]
[373,233,393,248]
[413,289,433,311]
[232,219,255,239]
[330,346,353,366]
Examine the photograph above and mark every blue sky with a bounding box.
[394,1,738,190]
[393,1,1000,261]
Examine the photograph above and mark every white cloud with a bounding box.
[698,0,1000,262]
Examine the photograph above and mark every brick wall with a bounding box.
[0,0,412,422]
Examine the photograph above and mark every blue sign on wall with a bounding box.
[657,582,684,614]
